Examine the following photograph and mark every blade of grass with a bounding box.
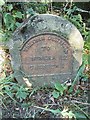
[72,102,90,119]
[69,62,85,92]
[4,90,18,104]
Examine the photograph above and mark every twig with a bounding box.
[34,106,61,114]
[34,105,52,111]
[71,100,90,106]
[76,8,90,14]
[43,103,57,106]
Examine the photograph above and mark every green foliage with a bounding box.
[7,4,13,11]
[0,74,29,103]
[3,13,15,31]
[27,2,48,14]
[15,11,23,18]
[52,90,59,98]
[84,32,90,50]
[1,2,90,119]
[26,8,36,16]
[64,5,89,39]
[69,61,86,93]
[63,5,90,94]
[16,85,29,102]
[3,11,23,31]
[1,2,48,42]
[52,82,67,98]
[1,3,24,41]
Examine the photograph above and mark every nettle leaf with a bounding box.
[52,90,59,98]
[15,12,22,18]
[16,86,29,100]
[16,91,28,100]
[4,86,13,97]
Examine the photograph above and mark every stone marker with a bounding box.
[8,14,84,87]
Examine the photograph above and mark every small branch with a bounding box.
[43,103,57,106]
[76,8,90,14]
[71,100,90,106]
[34,105,52,112]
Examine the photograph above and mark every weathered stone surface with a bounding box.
[8,14,84,87]
[21,34,72,75]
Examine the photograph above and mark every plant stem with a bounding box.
[72,102,90,119]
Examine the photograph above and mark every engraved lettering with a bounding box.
[29,64,58,70]
[20,34,73,75]
[41,46,50,51]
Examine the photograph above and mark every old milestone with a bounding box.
[8,14,84,87]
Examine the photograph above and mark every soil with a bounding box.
[2,84,89,119]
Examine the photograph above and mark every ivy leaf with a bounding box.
[55,83,63,91]
[15,12,22,18]
[15,22,22,27]
[27,8,35,15]
[3,13,15,30]
[55,83,65,96]
[52,90,59,98]
[8,4,13,11]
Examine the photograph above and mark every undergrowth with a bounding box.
[0,1,90,119]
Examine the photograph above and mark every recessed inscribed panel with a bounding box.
[20,34,73,76]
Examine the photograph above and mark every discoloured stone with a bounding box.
[8,14,84,87]
[21,34,73,75]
